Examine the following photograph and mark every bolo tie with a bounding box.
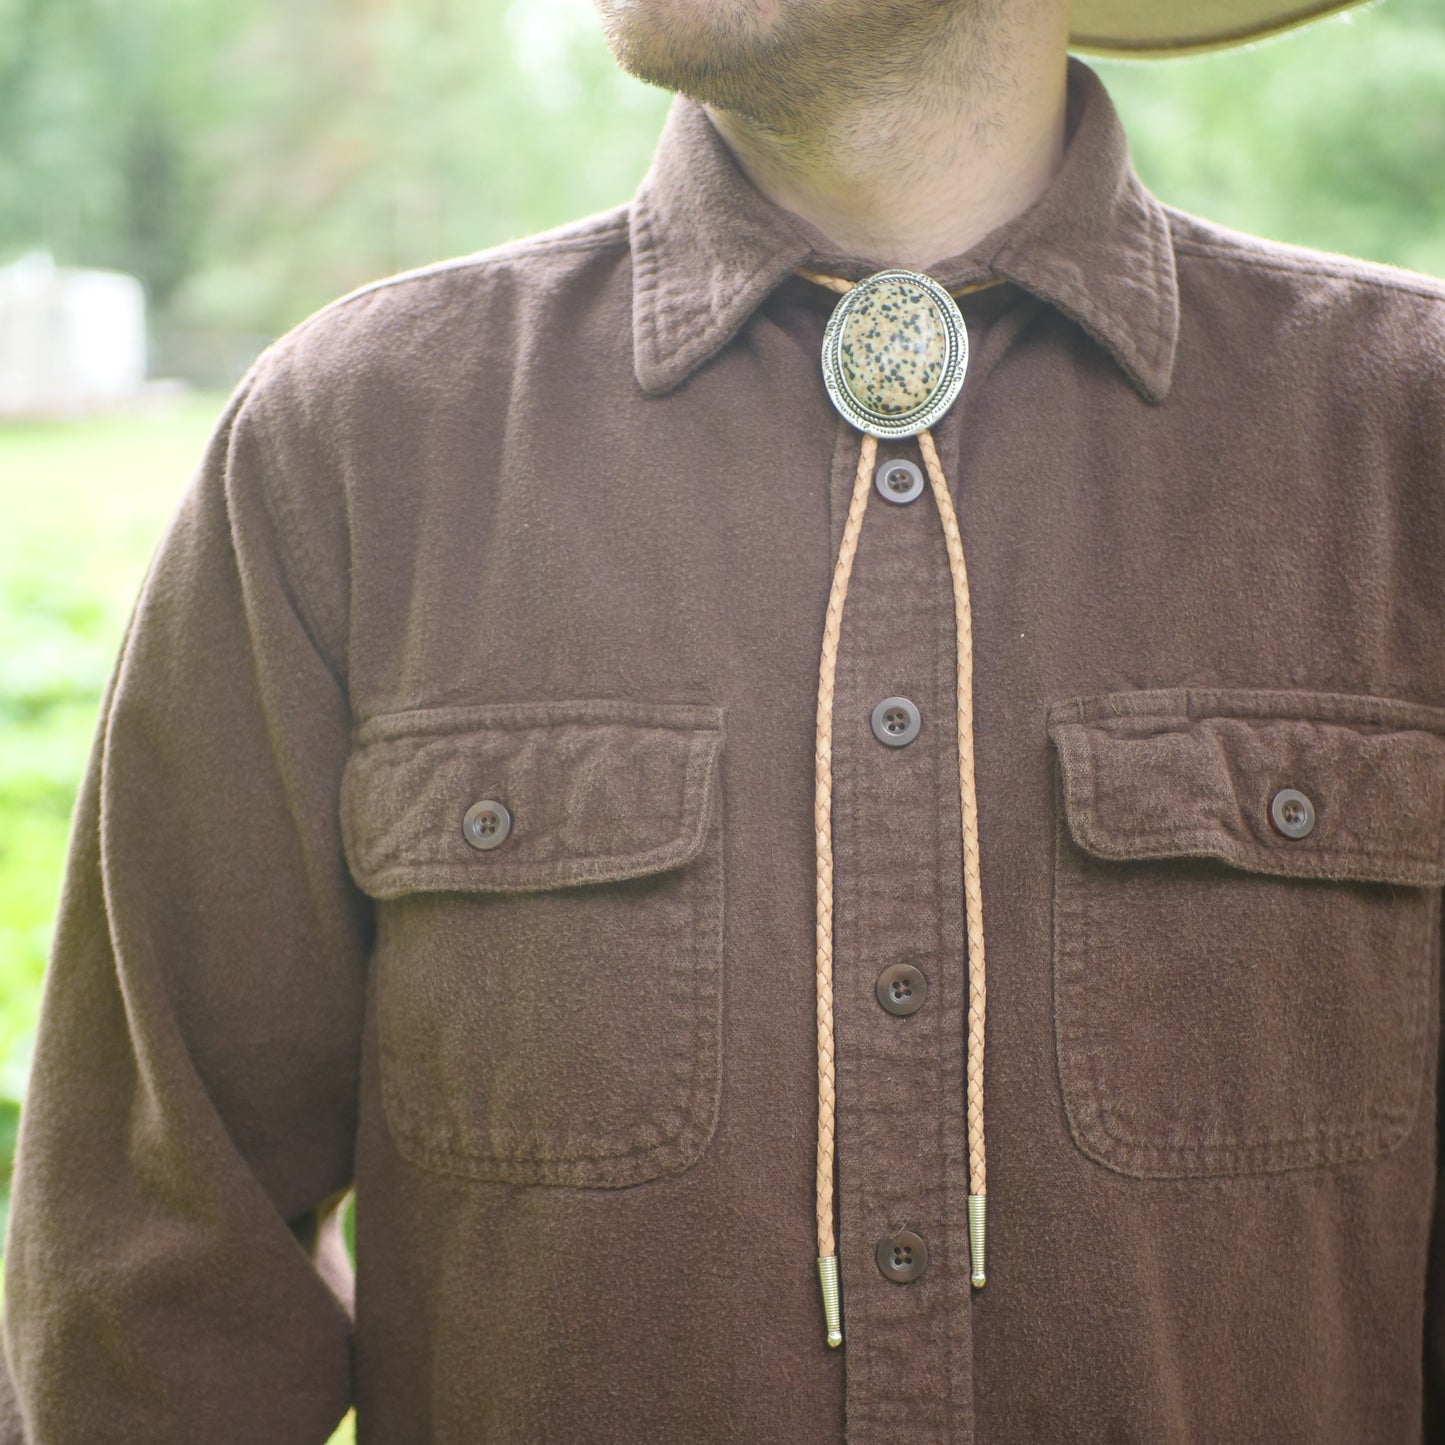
[797,265,1003,1348]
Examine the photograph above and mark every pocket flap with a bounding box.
[1047,688,1445,886]
[342,700,724,898]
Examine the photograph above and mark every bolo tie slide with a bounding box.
[798,266,1002,1348]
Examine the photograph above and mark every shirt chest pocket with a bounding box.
[1047,688,1445,1180]
[342,700,725,1188]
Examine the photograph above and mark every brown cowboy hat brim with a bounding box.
[1069,0,1376,55]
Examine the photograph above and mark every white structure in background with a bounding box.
[0,252,147,417]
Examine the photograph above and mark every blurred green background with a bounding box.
[0,0,1441,1436]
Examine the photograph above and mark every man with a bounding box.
[4,0,1443,1438]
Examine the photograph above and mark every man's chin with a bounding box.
[594,0,968,126]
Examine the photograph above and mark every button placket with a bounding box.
[826,415,975,1441]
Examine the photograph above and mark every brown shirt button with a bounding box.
[1269,787,1315,839]
[871,696,921,747]
[876,1228,928,1283]
[462,799,512,850]
[876,963,927,1016]
[874,457,925,505]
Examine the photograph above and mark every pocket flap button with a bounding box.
[462,799,512,850]
[1269,787,1315,840]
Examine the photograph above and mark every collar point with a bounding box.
[1133,367,1175,406]
[633,357,678,398]
[1128,341,1178,405]
[633,338,704,397]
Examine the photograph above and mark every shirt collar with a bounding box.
[629,57,1180,404]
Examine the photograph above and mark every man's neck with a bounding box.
[704,8,1071,272]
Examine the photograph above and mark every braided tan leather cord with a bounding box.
[917,426,988,1201]
[795,267,854,296]
[813,427,878,1263]
[804,268,1002,1334]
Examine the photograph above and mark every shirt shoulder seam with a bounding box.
[1171,236,1445,308]
[264,214,632,354]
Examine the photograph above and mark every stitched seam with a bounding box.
[1092,1105,1413,1148]
[1173,239,1445,307]
[994,185,1177,395]
[371,712,725,1185]
[355,698,723,744]
[353,729,721,890]
[634,192,733,331]
[1052,761,1434,1177]
[1057,723,1445,880]
[229,389,352,696]
[1067,828,1444,873]
[1055,874,1431,1167]
[633,197,663,357]
[632,197,737,387]
[378,805,723,1180]
[1051,687,1445,1176]
[1048,688,1445,732]
[265,224,631,359]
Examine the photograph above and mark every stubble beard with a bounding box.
[594,0,991,133]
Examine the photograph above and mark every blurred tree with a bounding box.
[0,0,244,306]
[1101,0,1445,278]
[0,0,1439,379]
[184,0,670,339]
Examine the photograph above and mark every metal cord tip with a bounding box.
[968,1193,987,1290]
[817,1255,843,1348]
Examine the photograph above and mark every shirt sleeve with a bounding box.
[1428,936,1445,1442]
[0,364,370,1443]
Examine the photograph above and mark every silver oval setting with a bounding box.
[820,269,970,439]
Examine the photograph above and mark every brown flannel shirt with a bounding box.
[5,57,1445,1444]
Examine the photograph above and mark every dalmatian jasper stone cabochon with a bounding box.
[821,270,969,439]
[841,280,945,412]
